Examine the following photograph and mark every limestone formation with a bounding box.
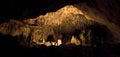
[0,3,119,47]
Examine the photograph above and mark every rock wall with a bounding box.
[0,2,120,47]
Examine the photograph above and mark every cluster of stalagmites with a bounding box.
[0,5,108,47]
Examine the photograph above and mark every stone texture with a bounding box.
[0,2,119,47]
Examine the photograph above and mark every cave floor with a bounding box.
[0,44,120,57]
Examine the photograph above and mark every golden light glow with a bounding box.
[71,36,80,45]
[45,42,51,47]
[0,4,120,47]
[57,39,62,46]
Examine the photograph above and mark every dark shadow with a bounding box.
[0,0,85,23]
[0,33,120,57]
[0,33,19,48]
[46,35,55,42]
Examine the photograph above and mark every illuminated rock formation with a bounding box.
[0,2,120,47]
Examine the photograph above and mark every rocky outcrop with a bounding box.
[74,3,120,44]
[0,2,119,47]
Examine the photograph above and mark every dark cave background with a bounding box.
[0,0,120,22]
[0,0,120,57]
[0,0,95,22]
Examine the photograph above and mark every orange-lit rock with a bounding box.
[0,2,119,47]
